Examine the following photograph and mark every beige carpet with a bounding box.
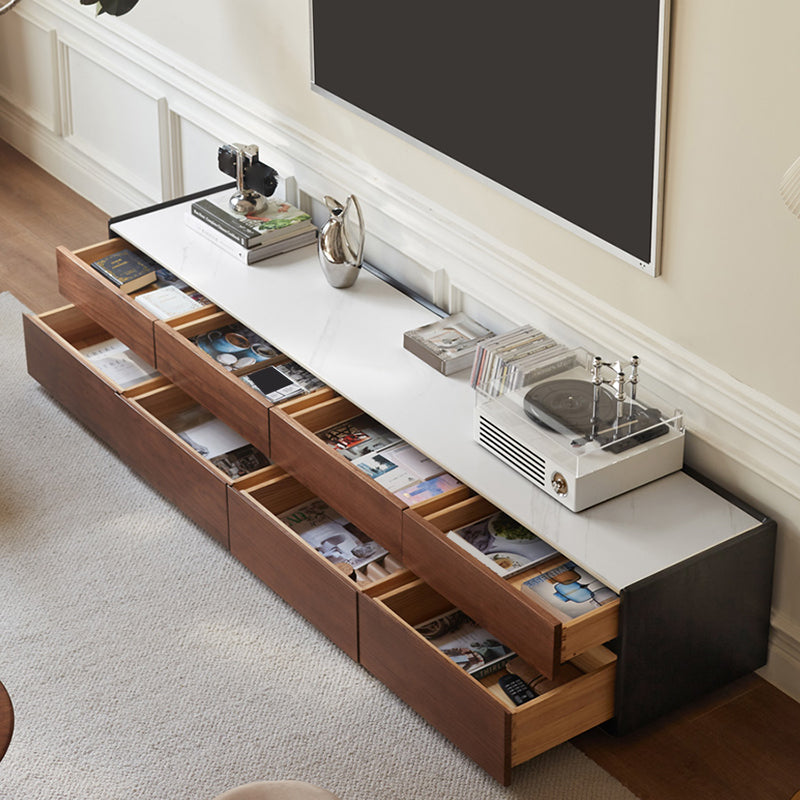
[0,292,639,800]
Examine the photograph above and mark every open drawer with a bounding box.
[228,467,409,660]
[23,304,165,450]
[269,394,412,554]
[359,577,616,784]
[119,382,271,548]
[402,493,620,678]
[154,308,330,459]
[56,238,162,365]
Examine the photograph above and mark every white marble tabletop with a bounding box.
[112,192,760,592]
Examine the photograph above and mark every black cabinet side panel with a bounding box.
[612,520,776,734]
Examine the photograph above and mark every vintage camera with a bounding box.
[218,143,278,215]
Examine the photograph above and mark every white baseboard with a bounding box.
[761,615,800,703]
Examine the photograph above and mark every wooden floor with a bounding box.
[3,138,800,800]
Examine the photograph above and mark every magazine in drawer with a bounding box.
[23,304,163,450]
[228,467,409,660]
[120,382,271,547]
[358,577,616,784]
[154,309,330,459]
[402,493,619,677]
[269,394,409,554]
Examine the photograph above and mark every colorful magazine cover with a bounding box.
[278,498,388,571]
[447,511,558,578]
[414,609,514,679]
[522,561,617,619]
[191,322,281,372]
[316,414,402,460]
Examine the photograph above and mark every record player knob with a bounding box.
[551,472,569,497]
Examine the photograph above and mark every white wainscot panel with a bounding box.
[0,13,56,131]
[66,48,163,201]
[178,116,230,197]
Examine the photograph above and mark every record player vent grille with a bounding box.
[477,415,546,486]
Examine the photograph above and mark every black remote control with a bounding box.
[498,673,537,706]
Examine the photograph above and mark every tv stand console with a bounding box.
[22,189,776,784]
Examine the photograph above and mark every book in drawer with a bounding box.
[402,493,620,678]
[359,578,616,784]
[23,305,163,450]
[228,468,410,661]
[268,394,409,554]
[154,309,330,459]
[56,239,160,365]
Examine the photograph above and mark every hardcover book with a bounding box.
[414,609,515,679]
[278,498,388,571]
[90,248,158,293]
[521,561,617,619]
[185,210,317,264]
[190,196,315,248]
[447,511,558,578]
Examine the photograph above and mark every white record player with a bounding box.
[473,348,685,512]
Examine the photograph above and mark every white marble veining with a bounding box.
[112,194,761,592]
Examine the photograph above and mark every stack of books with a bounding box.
[186,194,317,265]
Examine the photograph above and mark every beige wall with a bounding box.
[123,0,800,414]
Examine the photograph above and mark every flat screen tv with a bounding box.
[310,1,671,277]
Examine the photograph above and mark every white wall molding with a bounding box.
[5,0,799,503]
[6,0,800,505]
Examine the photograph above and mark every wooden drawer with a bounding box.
[56,238,162,365]
[269,395,409,554]
[154,309,330,459]
[22,305,165,450]
[119,382,269,548]
[402,494,620,678]
[359,578,616,784]
[228,468,409,661]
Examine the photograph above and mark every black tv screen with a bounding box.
[311,0,670,276]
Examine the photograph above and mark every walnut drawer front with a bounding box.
[269,395,407,554]
[358,578,616,785]
[402,494,619,678]
[228,468,362,659]
[228,468,412,661]
[57,240,158,366]
[154,310,276,457]
[119,382,249,548]
[23,306,164,452]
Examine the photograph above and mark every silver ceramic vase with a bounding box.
[318,194,365,289]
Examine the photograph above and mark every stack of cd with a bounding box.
[469,325,567,397]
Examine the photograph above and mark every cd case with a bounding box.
[404,312,494,375]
